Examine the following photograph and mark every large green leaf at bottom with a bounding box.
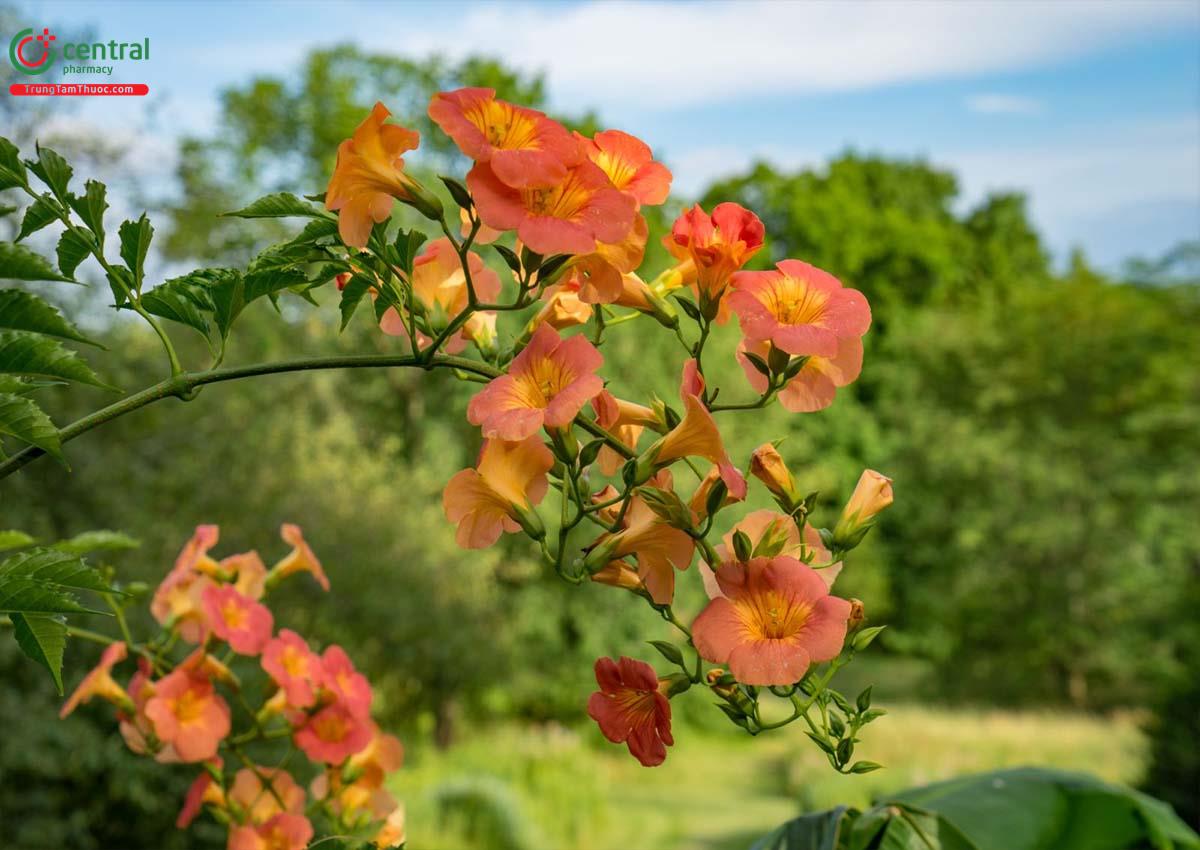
[10,612,67,694]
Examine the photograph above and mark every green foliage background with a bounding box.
[2,40,1197,844]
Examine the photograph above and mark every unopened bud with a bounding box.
[750,443,802,511]
[847,598,865,631]
[832,470,893,550]
[637,486,694,530]
[658,672,692,698]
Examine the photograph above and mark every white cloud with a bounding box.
[965,94,1045,115]
[367,0,1195,111]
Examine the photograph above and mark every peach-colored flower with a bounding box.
[229,766,306,825]
[700,510,841,596]
[221,551,268,600]
[585,489,693,605]
[749,443,801,506]
[60,641,130,717]
[587,656,673,767]
[180,647,239,688]
[202,585,273,656]
[326,102,422,248]
[145,669,232,762]
[729,259,871,358]
[832,470,894,546]
[568,213,648,304]
[468,324,604,440]
[374,806,407,848]
[228,813,313,850]
[176,758,225,828]
[738,336,863,413]
[348,724,404,787]
[468,160,637,255]
[119,658,158,755]
[443,434,554,548]
[639,393,747,500]
[667,202,764,304]
[692,556,852,686]
[688,465,745,520]
[379,237,502,354]
[320,645,373,718]
[311,724,403,824]
[591,390,659,475]
[528,277,594,331]
[294,702,373,764]
[262,629,322,709]
[270,524,329,591]
[576,129,672,207]
[152,525,221,643]
[428,87,580,188]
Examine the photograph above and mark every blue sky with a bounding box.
[16,0,1200,269]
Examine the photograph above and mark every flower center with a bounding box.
[521,171,592,219]
[615,687,658,725]
[766,277,828,326]
[314,711,349,742]
[738,590,812,640]
[595,150,637,190]
[221,599,247,630]
[174,688,207,725]
[514,358,574,408]
[471,101,539,151]
[281,647,308,677]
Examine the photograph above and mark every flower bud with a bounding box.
[636,486,694,530]
[590,560,646,595]
[832,470,893,550]
[658,673,692,698]
[750,443,802,510]
[847,598,865,632]
[398,178,445,222]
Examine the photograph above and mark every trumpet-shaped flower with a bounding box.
[688,465,745,520]
[374,806,407,848]
[60,641,130,717]
[270,524,329,591]
[591,390,658,475]
[202,585,274,656]
[228,813,313,850]
[428,87,580,188]
[262,629,323,709]
[444,434,554,548]
[294,702,373,764]
[229,766,306,824]
[729,259,870,358]
[326,102,422,248]
[738,336,863,413]
[379,237,502,354]
[221,551,268,600]
[118,658,158,756]
[700,510,841,596]
[145,669,232,762]
[576,130,672,207]
[568,214,648,304]
[528,277,594,331]
[692,556,851,686]
[587,656,674,767]
[152,525,221,643]
[832,469,894,548]
[641,393,747,500]
[320,645,373,718]
[667,203,764,303]
[586,488,693,605]
[468,160,637,256]
[468,324,604,440]
[176,758,225,828]
[748,442,801,506]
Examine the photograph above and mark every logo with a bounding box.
[10,27,56,76]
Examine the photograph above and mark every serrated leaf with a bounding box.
[29,145,73,199]
[0,136,27,189]
[339,274,372,331]
[0,376,61,395]
[140,273,214,340]
[0,290,98,346]
[10,612,67,694]
[105,265,134,306]
[56,228,94,279]
[244,267,308,302]
[52,530,140,555]
[0,530,36,551]
[0,391,62,459]
[283,217,339,247]
[118,215,153,292]
[0,331,111,388]
[223,192,324,219]
[16,196,60,242]
[69,179,108,238]
[190,268,245,339]
[0,241,75,283]
[0,547,114,614]
[393,229,428,275]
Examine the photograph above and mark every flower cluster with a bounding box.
[321,91,894,772]
[60,525,405,849]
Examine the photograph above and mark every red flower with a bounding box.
[320,645,373,719]
[468,160,636,255]
[429,87,580,188]
[587,656,673,767]
[294,702,373,764]
[668,202,765,304]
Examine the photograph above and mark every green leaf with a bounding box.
[339,274,372,331]
[0,376,60,395]
[0,547,113,615]
[190,268,245,339]
[69,179,108,238]
[140,274,214,340]
[0,530,36,551]
[16,196,60,242]
[118,215,153,292]
[749,806,851,850]
[0,392,62,459]
[393,228,428,275]
[852,625,886,652]
[648,640,685,666]
[105,265,134,306]
[0,331,111,388]
[0,241,75,283]
[52,530,140,555]
[0,203,17,217]
[223,192,325,219]
[56,228,94,279]
[0,290,98,345]
[244,267,308,302]
[0,136,27,189]
[29,145,73,199]
[10,612,68,694]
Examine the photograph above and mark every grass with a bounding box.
[390,703,1146,850]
